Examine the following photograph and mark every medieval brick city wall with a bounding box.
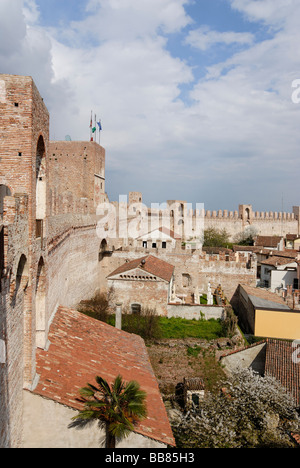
[46,140,106,339]
[48,141,105,223]
[203,206,300,240]
[0,75,106,448]
[47,225,102,318]
[109,195,300,245]
[0,74,50,447]
[0,194,29,448]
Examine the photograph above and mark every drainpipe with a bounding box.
[115,303,122,330]
[0,339,6,364]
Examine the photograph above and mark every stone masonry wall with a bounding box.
[107,278,170,316]
[100,249,257,303]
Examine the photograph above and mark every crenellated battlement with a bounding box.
[203,209,297,221]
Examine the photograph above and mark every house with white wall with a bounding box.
[260,256,298,292]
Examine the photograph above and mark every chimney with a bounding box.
[115,303,122,330]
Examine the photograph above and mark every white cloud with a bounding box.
[185,26,254,51]
[83,0,192,38]
[0,0,26,55]
[229,0,299,29]
[23,0,40,24]
[0,0,299,210]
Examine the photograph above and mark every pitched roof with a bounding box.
[31,306,175,447]
[265,339,300,406]
[261,256,297,267]
[232,245,257,252]
[270,250,299,259]
[286,234,298,241]
[254,236,282,248]
[183,377,205,391]
[239,284,290,309]
[137,226,181,240]
[220,339,300,408]
[158,226,181,239]
[107,255,174,282]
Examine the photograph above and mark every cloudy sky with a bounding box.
[0,0,299,212]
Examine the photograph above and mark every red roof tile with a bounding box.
[107,255,174,282]
[221,339,300,408]
[254,236,282,248]
[32,306,175,446]
[265,339,300,407]
[261,256,297,267]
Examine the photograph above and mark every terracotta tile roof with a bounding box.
[272,250,299,259]
[107,255,174,283]
[220,339,300,408]
[32,306,175,447]
[265,339,300,407]
[254,236,282,248]
[253,248,274,255]
[286,234,298,241]
[261,256,297,267]
[232,245,257,252]
[183,377,205,391]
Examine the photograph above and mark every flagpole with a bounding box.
[90,110,93,141]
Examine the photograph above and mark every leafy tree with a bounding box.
[234,226,257,246]
[121,306,162,341]
[203,227,231,248]
[78,287,115,323]
[172,368,300,448]
[69,374,147,448]
[222,307,238,338]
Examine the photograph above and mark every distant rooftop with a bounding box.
[265,339,300,406]
[240,284,290,310]
[254,236,282,248]
[107,255,175,283]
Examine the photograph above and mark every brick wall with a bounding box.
[48,141,105,222]
[0,75,108,447]
[108,278,170,316]
[101,249,257,304]
[0,74,50,447]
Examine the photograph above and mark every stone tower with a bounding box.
[0,74,50,447]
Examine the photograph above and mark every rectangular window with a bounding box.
[162,242,167,249]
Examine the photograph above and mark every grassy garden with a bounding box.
[78,292,237,342]
[78,293,238,396]
[84,305,225,341]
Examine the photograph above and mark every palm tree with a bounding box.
[70,374,147,448]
